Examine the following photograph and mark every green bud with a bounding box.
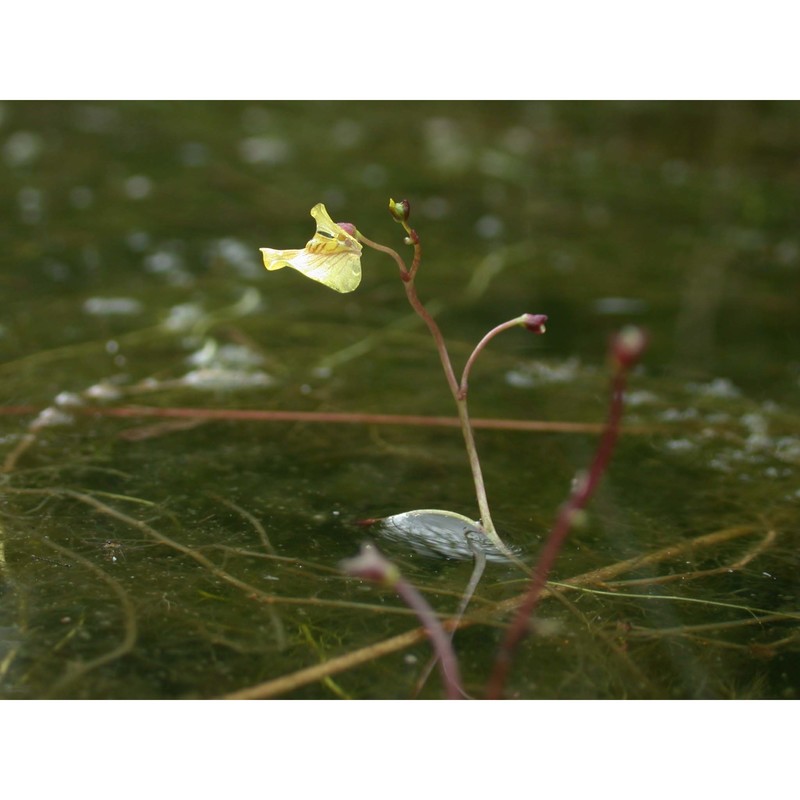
[388,197,411,223]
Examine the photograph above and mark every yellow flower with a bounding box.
[260,203,362,293]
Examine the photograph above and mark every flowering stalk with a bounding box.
[485,326,648,699]
[340,543,464,700]
[459,313,547,400]
[258,199,546,557]
[358,201,546,558]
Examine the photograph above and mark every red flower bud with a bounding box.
[522,313,548,335]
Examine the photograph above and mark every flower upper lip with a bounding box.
[259,203,362,293]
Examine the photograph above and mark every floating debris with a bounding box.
[32,408,74,428]
[625,389,660,407]
[238,136,291,165]
[686,378,741,399]
[84,382,124,401]
[209,237,261,277]
[83,297,143,316]
[505,357,584,389]
[592,297,648,315]
[123,174,153,200]
[3,130,43,167]
[186,340,264,369]
[161,303,205,332]
[54,392,84,408]
[664,438,696,453]
[179,368,274,390]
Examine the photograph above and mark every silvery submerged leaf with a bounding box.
[371,509,517,562]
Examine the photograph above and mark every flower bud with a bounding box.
[388,197,411,222]
[403,228,420,246]
[336,222,358,237]
[522,313,548,335]
[340,543,401,587]
[610,325,648,370]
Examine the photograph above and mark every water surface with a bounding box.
[1,101,798,698]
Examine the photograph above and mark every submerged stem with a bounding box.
[413,538,487,698]
[341,543,464,699]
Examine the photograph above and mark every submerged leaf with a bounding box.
[370,509,518,562]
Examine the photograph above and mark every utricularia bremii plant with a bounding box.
[260,198,647,698]
[261,199,546,558]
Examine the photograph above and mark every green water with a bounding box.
[1,101,798,698]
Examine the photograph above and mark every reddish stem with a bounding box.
[341,544,464,699]
[485,366,630,699]
[459,314,545,400]
[0,403,626,433]
[393,577,464,700]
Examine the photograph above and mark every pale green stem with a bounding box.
[358,233,507,553]
[413,539,486,698]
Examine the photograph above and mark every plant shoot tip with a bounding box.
[389,198,411,223]
[402,228,420,246]
[522,313,548,335]
[611,325,648,370]
[340,542,400,587]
